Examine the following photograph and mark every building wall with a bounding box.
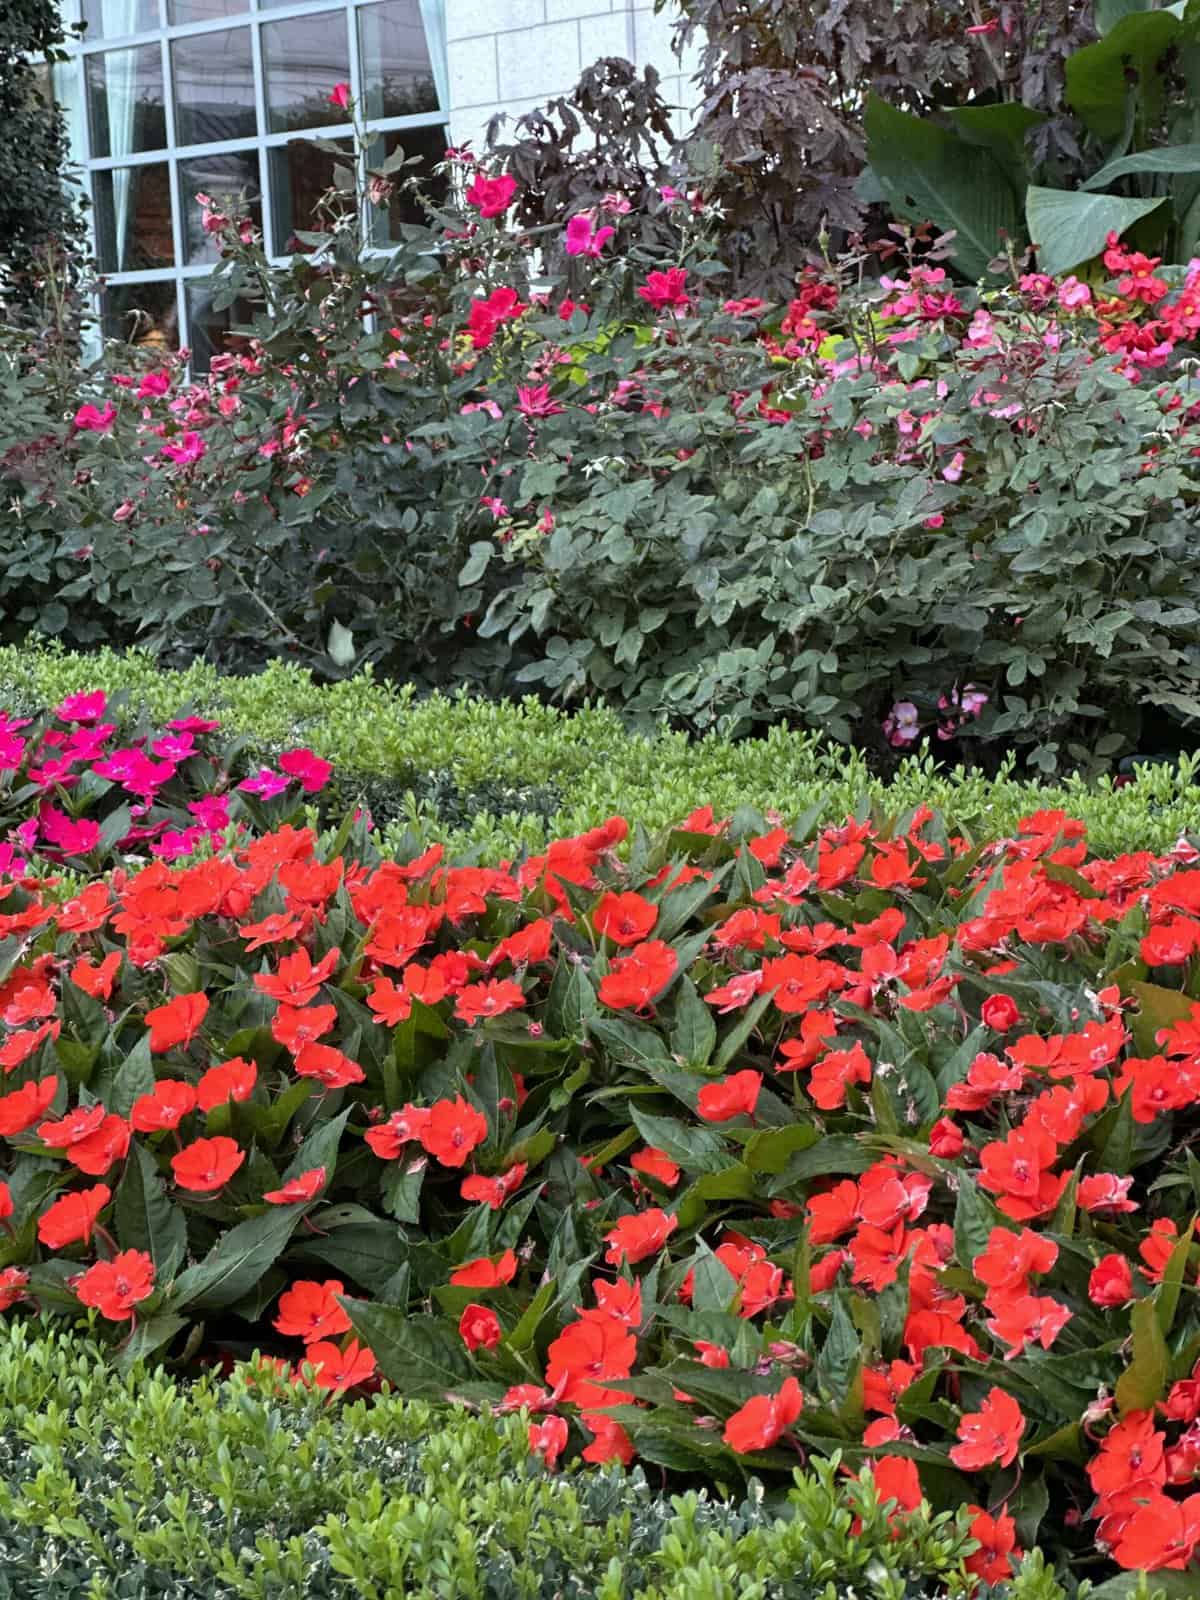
[445,0,699,148]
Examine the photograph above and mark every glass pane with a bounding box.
[94,163,174,272]
[102,280,180,350]
[268,140,352,253]
[86,44,166,157]
[262,11,351,134]
[82,0,159,40]
[171,28,256,146]
[185,281,256,373]
[179,152,262,265]
[168,0,246,21]
[360,1,439,119]
[367,126,447,244]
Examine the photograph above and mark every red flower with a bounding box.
[697,1069,761,1122]
[74,1249,154,1321]
[450,1249,518,1288]
[604,1208,677,1265]
[593,891,657,946]
[365,1103,431,1159]
[263,1166,327,1205]
[928,1117,963,1157]
[723,1376,803,1453]
[66,1114,131,1176]
[1113,1492,1200,1571]
[1090,1253,1135,1307]
[0,1267,28,1311]
[466,172,517,219]
[630,1146,680,1188]
[419,1097,488,1168]
[1140,1217,1180,1282]
[529,1415,568,1469]
[869,1456,922,1515]
[950,1388,1025,1470]
[37,1182,112,1249]
[546,1316,636,1408]
[303,1338,376,1391]
[809,1042,871,1110]
[131,1079,197,1132]
[966,1507,1022,1583]
[146,992,208,1053]
[196,1056,256,1112]
[38,1103,106,1148]
[254,947,339,1006]
[293,1043,365,1088]
[636,268,690,312]
[274,1278,351,1342]
[454,979,525,1024]
[327,80,350,109]
[581,1415,635,1465]
[461,1162,526,1208]
[70,952,121,999]
[597,940,678,1012]
[271,1002,338,1052]
[985,1291,1071,1358]
[0,1074,59,1136]
[981,994,1020,1030]
[972,1226,1058,1304]
[171,1135,245,1192]
[459,1302,503,1351]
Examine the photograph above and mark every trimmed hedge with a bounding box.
[1,643,1198,862]
[0,1319,1079,1600]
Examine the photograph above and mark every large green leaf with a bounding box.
[1115,1296,1170,1414]
[170,1205,300,1312]
[114,1142,187,1277]
[1082,141,1200,188]
[946,103,1044,184]
[1066,10,1182,139]
[1025,186,1167,275]
[865,96,1021,280]
[341,1299,474,1397]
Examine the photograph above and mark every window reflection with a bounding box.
[82,0,160,40]
[360,1,438,119]
[179,151,262,264]
[86,44,166,157]
[262,11,351,134]
[268,139,354,251]
[94,163,174,272]
[185,281,256,372]
[102,280,180,349]
[367,126,447,244]
[172,27,255,146]
[168,0,246,21]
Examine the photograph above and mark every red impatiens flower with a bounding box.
[459,1302,503,1351]
[1113,1492,1200,1571]
[293,1042,365,1088]
[581,1415,635,1466]
[263,1166,327,1205]
[965,1507,1022,1584]
[597,940,678,1012]
[365,1104,431,1159]
[171,1135,245,1192]
[603,1208,677,1265]
[70,952,122,999]
[1089,1252,1134,1307]
[529,1415,569,1470]
[253,947,339,1006]
[630,1146,681,1188]
[302,1338,377,1391]
[131,1079,197,1133]
[697,1069,761,1123]
[0,1267,29,1311]
[546,1315,636,1409]
[460,1162,526,1208]
[38,1103,106,1149]
[593,890,658,947]
[980,994,1020,1031]
[418,1097,488,1168]
[271,1002,338,1053]
[66,1114,131,1176]
[74,1249,154,1321]
[949,1388,1026,1470]
[450,1249,519,1288]
[0,1075,59,1135]
[145,991,208,1053]
[196,1056,257,1112]
[972,1226,1058,1304]
[37,1182,112,1249]
[274,1278,352,1342]
[723,1376,804,1453]
[454,979,526,1024]
[809,1042,872,1110]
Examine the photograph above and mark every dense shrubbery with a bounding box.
[4,703,1200,1580]
[5,125,1200,769]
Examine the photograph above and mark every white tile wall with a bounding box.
[444,0,695,144]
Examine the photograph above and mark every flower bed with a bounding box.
[1,703,1200,1582]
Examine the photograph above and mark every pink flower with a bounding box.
[238,767,288,800]
[517,385,564,419]
[55,691,107,725]
[466,173,517,219]
[161,431,206,466]
[279,748,333,792]
[564,214,615,257]
[1056,276,1092,310]
[942,451,965,483]
[328,81,351,109]
[137,370,171,399]
[883,701,921,748]
[74,402,116,433]
[636,268,690,313]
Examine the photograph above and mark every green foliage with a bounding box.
[0,1318,1062,1600]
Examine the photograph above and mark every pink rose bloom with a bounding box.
[465,173,517,219]
[161,431,206,466]
[328,81,351,109]
[563,214,615,257]
[137,370,171,399]
[74,402,116,433]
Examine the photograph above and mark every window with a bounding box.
[57,0,447,368]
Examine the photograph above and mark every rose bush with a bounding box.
[2,722,1200,1580]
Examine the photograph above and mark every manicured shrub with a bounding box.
[4,789,1200,1580]
[0,1320,1086,1600]
[3,644,1200,863]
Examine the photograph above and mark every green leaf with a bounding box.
[504,1277,556,1353]
[670,977,717,1067]
[280,1106,350,1188]
[341,1300,474,1397]
[865,96,1021,279]
[458,541,493,586]
[1066,9,1182,139]
[714,989,774,1071]
[768,1136,874,1195]
[171,1206,301,1312]
[742,1123,820,1175]
[1091,1575,1200,1600]
[953,1174,1007,1268]
[1025,186,1167,276]
[628,1105,730,1174]
[1157,1217,1195,1336]
[115,1143,188,1278]
[1115,1296,1170,1414]
[817,1292,861,1410]
[1083,141,1200,189]
[690,1242,738,1313]
[946,103,1044,183]
[107,1033,155,1119]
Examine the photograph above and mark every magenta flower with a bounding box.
[517,385,564,420]
[238,767,289,800]
[882,701,921,749]
[279,748,333,793]
[161,431,206,466]
[188,794,231,832]
[73,403,116,433]
[167,716,220,733]
[328,81,351,109]
[137,371,171,399]
[564,214,615,258]
[55,691,108,725]
[636,268,690,313]
[465,173,517,220]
